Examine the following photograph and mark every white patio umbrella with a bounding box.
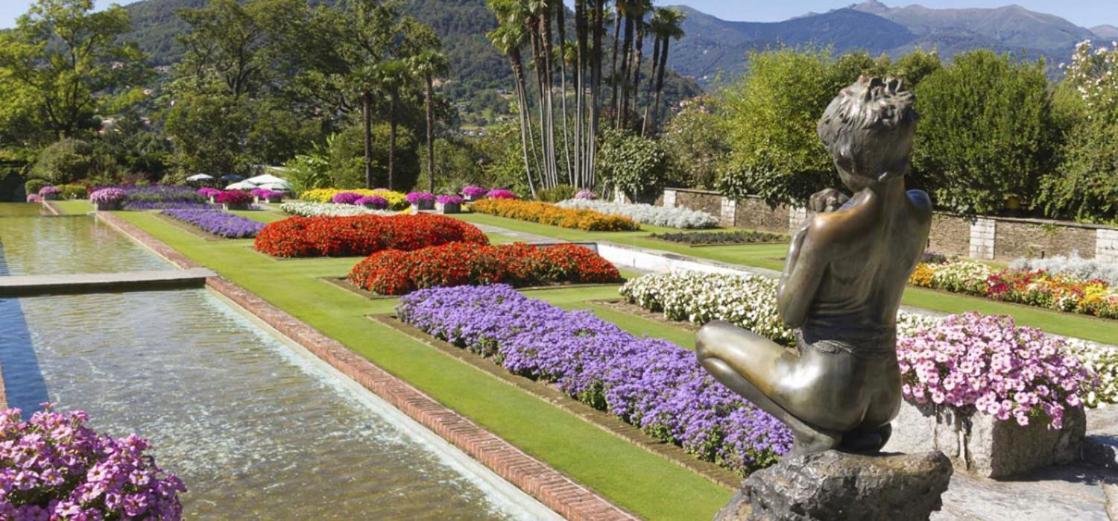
[255,182,291,192]
[186,173,214,182]
[244,174,290,187]
[225,180,258,190]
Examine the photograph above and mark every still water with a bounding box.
[0,206,541,519]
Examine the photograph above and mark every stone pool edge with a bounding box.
[94,211,638,521]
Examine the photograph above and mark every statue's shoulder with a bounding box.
[806,191,879,244]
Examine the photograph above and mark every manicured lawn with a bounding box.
[112,211,732,521]
[458,212,1118,346]
[52,200,93,215]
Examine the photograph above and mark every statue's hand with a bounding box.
[808,189,850,213]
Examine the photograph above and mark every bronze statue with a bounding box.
[697,77,932,455]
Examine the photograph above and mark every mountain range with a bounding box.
[669,0,1108,84]
[117,0,1113,102]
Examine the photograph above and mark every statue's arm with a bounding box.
[777,222,827,328]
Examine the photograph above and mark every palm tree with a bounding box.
[410,50,448,193]
[646,7,684,135]
[487,1,538,197]
[374,59,410,190]
[623,0,651,129]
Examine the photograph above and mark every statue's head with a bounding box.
[817,76,917,192]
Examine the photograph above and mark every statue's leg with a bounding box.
[696,321,842,455]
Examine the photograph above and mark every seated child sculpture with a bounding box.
[697,76,932,455]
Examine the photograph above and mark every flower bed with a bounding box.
[397,285,791,474]
[38,185,61,200]
[650,230,787,246]
[910,260,1118,319]
[898,313,1091,429]
[0,406,185,519]
[486,188,517,199]
[254,213,488,257]
[215,190,253,209]
[348,242,621,295]
[121,185,208,210]
[299,188,409,210]
[470,199,639,231]
[251,188,284,202]
[462,185,488,199]
[90,187,126,210]
[279,201,393,217]
[1011,254,1118,287]
[621,271,1114,407]
[557,199,718,229]
[355,195,388,209]
[162,208,265,238]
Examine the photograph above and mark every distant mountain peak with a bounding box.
[1093,25,1118,40]
[852,0,892,15]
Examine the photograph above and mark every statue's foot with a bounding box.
[790,425,843,457]
[839,423,892,453]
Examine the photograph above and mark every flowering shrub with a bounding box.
[575,189,598,200]
[120,185,208,210]
[215,190,253,207]
[406,192,435,204]
[162,208,265,238]
[279,201,393,217]
[621,272,795,345]
[622,271,1112,411]
[250,188,284,202]
[0,406,185,519]
[331,191,362,205]
[90,188,126,205]
[1011,254,1118,287]
[349,242,621,295]
[558,199,718,229]
[471,199,640,231]
[897,313,1092,429]
[196,187,221,199]
[398,285,791,474]
[436,194,463,205]
[486,188,517,199]
[462,185,488,199]
[355,196,388,209]
[300,188,409,210]
[254,213,489,257]
[25,194,42,203]
[911,260,1118,319]
[38,186,61,200]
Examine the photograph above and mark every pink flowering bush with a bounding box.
[574,189,598,200]
[486,188,517,199]
[0,406,185,519]
[461,185,488,199]
[331,192,362,205]
[897,313,1094,429]
[355,195,388,209]
[196,187,221,199]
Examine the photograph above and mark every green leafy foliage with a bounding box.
[24,178,48,196]
[30,139,95,185]
[597,129,670,203]
[537,184,576,202]
[661,97,727,190]
[913,50,1058,215]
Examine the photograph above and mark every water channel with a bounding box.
[0,205,550,519]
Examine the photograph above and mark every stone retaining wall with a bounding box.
[663,188,1118,262]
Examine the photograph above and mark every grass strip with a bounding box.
[111,211,732,521]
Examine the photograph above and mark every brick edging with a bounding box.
[40,201,60,216]
[95,212,639,521]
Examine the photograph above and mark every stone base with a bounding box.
[885,401,1085,478]
[436,202,461,214]
[715,450,952,521]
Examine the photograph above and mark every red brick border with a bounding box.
[96,212,639,521]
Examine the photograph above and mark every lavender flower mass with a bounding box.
[161,208,265,238]
[397,284,792,473]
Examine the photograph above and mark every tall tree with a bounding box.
[411,50,448,193]
[645,7,684,136]
[0,0,148,140]
[487,0,538,197]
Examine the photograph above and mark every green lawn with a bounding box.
[111,211,732,521]
[51,200,93,215]
[457,212,1118,345]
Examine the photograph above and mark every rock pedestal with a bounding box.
[715,450,952,521]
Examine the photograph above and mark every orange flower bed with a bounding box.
[254,214,488,257]
[470,199,639,231]
[348,242,622,295]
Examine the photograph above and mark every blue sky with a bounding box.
[1,0,1115,29]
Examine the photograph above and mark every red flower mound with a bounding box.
[348,242,622,295]
[254,214,489,257]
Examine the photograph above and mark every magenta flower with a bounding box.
[461,185,488,198]
[486,188,517,199]
[331,192,363,205]
[355,195,389,209]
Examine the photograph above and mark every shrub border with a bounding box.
[94,211,640,521]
